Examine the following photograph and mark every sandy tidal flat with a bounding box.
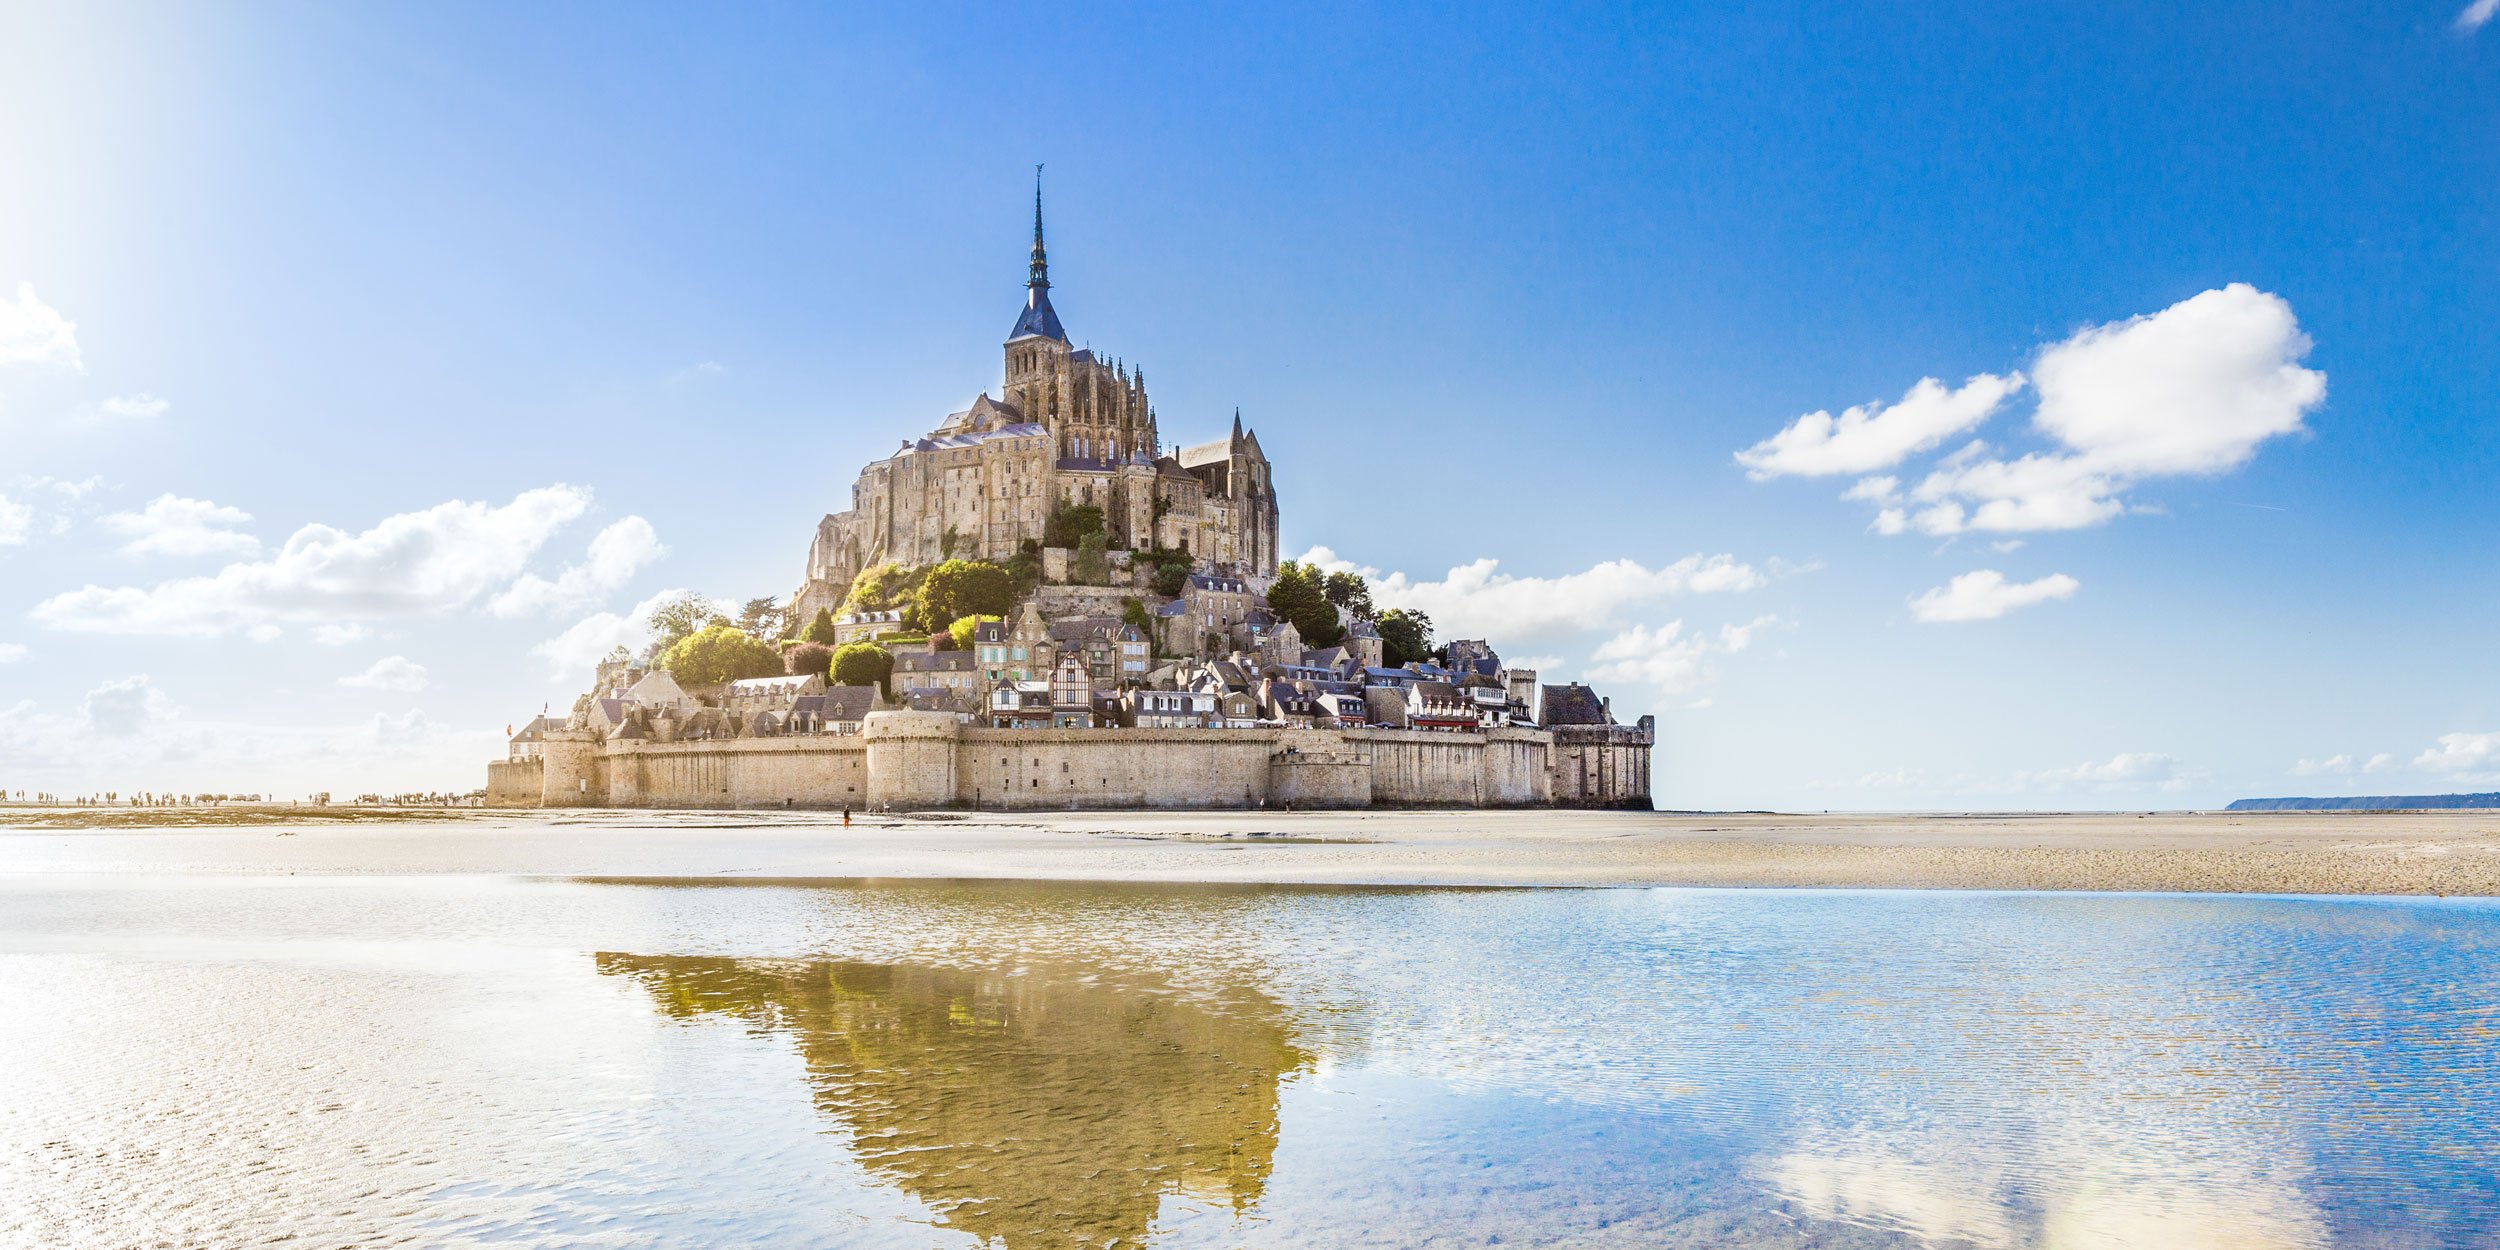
[3,806,2496,895]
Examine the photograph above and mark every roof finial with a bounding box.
[1028,164,1049,291]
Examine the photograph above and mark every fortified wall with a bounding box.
[489,711,1652,811]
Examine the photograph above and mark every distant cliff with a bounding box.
[2226,793,2500,812]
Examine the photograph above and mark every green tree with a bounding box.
[947,613,1000,651]
[842,561,924,613]
[1121,596,1154,634]
[1150,559,1192,598]
[1006,539,1044,594]
[917,559,1018,627]
[662,624,785,686]
[1376,608,1434,667]
[1072,532,1110,584]
[832,642,895,695]
[1265,561,1342,647]
[1322,571,1374,621]
[784,641,835,679]
[801,607,838,645]
[645,592,727,661]
[1043,503,1106,549]
[737,595,785,638]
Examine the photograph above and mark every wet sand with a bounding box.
[4,806,2497,895]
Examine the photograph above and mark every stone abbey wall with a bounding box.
[502,713,1649,811]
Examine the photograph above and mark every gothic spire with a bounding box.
[1028,164,1049,292]
[1007,165,1067,343]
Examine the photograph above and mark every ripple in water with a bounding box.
[1,876,2495,1247]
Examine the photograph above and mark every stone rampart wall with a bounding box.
[505,714,1651,810]
[485,758,542,807]
[592,736,871,809]
[955,726,1285,809]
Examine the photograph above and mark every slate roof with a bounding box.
[510,715,564,743]
[1008,286,1066,343]
[909,421,1049,454]
[1540,683,1613,727]
[896,650,975,672]
[790,686,879,724]
[727,676,816,695]
[1187,574,1246,594]
[902,689,960,713]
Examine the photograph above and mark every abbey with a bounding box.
[789,185,1281,626]
[487,183,1657,813]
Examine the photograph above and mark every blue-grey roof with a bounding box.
[912,421,1047,454]
[1008,287,1066,343]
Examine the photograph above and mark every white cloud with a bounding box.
[30,485,594,638]
[312,623,375,647]
[0,493,30,546]
[2291,754,2353,777]
[100,494,260,558]
[2413,731,2500,777]
[534,587,703,679]
[339,655,429,692]
[1753,285,2323,537]
[0,282,82,371]
[1907,569,2079,622]
[2024,751,2197,791]
[2460,0,2499,32]
[87,393,169,423]
[488,515,666,617]
[1737,373,2022,479]
[2031,284,2324,477]
[0,676,502,795]
[1583,615,1779,694]
[1297,546,1764,642]
[17,474,103,499]
[0,642,25,664]
[2365,752,2394,773]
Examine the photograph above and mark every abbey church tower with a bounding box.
[787,174,1278,626]
[1001,175,1159,465]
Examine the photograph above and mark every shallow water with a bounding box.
[1,874,2495,1248]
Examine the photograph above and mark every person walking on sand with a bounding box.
[842,806,851,827]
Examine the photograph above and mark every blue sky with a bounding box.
[2,1,2495,807]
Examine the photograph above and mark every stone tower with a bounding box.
[1004,169,1070,422]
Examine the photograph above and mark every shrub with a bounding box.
[1043,503,1106,549]
[948,614,1001,651]
[917,559,1017,627]
[832,642,895,694]
[784,641,835,679]
[801,608,838,645]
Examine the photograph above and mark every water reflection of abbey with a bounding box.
[597,953,1310,1248]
